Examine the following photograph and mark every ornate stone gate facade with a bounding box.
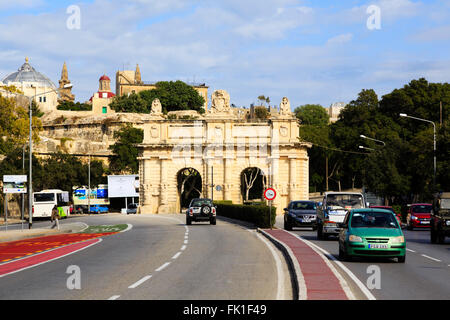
[138,91,311,215]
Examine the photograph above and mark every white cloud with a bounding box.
[326,33,353,46]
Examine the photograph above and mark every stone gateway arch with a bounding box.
[137,91,311,215]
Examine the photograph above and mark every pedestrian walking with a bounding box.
[51,205,60,230]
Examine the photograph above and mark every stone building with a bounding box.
[116,64,209,110]
[88,74,116,114]
[138,91,311,215]
[328,102,346,123]
[1,57,58,113]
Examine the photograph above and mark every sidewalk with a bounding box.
[0,222,87,243]
[259,228,350,300]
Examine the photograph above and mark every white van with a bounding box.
[33,189,70,219]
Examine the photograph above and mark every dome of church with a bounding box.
[1,58,56,89]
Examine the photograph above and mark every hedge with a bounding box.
[214,202,276,228]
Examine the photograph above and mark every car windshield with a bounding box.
[191,199,212,207]
[351,211,399,229]
[412,205,432,213]
[441,199,450,209]
[326,194,364,210]
[291,202,316,210]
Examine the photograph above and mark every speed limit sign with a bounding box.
[264,188,276,201]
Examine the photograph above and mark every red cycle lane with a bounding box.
[263,229,349,300]
[0,232,118,277]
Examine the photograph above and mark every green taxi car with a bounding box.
[338,208,406,263]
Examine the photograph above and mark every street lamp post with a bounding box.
[360,134,386,147]
[399,113,436,192]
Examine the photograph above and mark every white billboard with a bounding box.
[3,175,27,193]
[107,175,139,198]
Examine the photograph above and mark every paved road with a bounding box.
[0,214,292,300]
[275,217,450,300]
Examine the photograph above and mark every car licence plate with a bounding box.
[368,244,388,249]
[420,221,430,224]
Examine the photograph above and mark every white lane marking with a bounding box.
[128,275,152,289]
[256,232,285,300]
[121,224,133,233]
[421,254,441,262]
[184,235,188,239]
[181,245,187,251]
[292,234,377,301]
[0,238,102,278]
[406,248,416,253]
[108,295,120,300]
[79,222,89,232]
[184,239,188,244]
[172,252,182,260]
[155,262,170,272]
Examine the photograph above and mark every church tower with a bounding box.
[58,62,75,102]
[135,64,142,84]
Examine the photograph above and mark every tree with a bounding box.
[109,124,144,174]
[294,104,329,126]
[254,106,269,119]
[241,167,265,201]
[57,101,92,111]
[0,92,42,155]
[110,81,205,114]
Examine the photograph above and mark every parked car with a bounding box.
[316,192,367,240]
[338,208,406,263]
[126,203,138,214]
[90,205,109,213]
[283,200,317,230]
[431,192,450,244]
[406,203,432,230]
[370,205,403,227]
[186,198,216,225]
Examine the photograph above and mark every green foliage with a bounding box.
[110,81,205,114]
[254,106,269,119]
[294,104,329,126]
[0,93,42,155]
[109,124,144,174]
[215,203,276,228]
[57,101,92,111]
[0,150,106,198]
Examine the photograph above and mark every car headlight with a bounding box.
[390,236,405,244]
[446,220,450,226]
[349,235,363,242]
[411,215,418,220]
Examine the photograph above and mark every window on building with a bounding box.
[43,96,46,103]
[102,92,108,98]
[102,106,107,114]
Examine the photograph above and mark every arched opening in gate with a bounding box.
[240,167,267,203]
[177,168,202,210]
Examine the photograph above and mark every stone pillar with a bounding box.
[158,157,169,213]
[224,157,232,201]
[289,157,297,202]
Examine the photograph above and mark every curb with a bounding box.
[257,228,305,300]
[0,222,87,243]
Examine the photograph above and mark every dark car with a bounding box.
[431,192,450,244]
[284,200,318,231]
[186,198,216,225]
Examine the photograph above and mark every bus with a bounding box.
[33,189,70,219]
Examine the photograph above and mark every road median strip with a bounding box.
[258,228,349,300]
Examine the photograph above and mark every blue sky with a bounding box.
[0,0,449,109]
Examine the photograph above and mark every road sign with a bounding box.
[3,175,27,193]
[215,185,222,192]
[264,188,276,201]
